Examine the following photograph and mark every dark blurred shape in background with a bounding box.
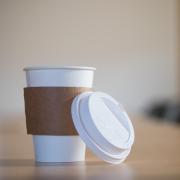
[146,100,180,124]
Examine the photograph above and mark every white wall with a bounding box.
[0,0,179,118]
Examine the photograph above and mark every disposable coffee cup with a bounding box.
[24,66,96,162]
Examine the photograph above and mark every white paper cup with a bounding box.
[24,66,95,162]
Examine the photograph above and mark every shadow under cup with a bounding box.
[23,66,95,162]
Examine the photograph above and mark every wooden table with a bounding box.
[0,117,180,179]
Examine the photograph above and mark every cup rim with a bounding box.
[23,66,96,71]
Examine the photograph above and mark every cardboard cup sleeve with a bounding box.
[24,87,92,135]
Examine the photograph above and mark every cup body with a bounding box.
[24,66,95,162]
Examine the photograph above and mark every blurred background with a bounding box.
[0,0,179,159]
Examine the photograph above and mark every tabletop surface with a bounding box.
[0,117,180,180]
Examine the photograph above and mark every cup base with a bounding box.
[33,135,86,163]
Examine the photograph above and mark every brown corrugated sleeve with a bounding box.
[24,87,92,135]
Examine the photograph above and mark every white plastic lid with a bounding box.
[71,92,135,164]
